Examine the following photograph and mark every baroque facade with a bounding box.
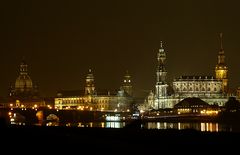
[140,34,228,111]
[54,69,133,111]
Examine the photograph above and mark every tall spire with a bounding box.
[157,40,167,81]
[217,33,225,65]
[160,41,163,48]
[155,41,168,109]
[220,33,223,51]
[215,33,228,93]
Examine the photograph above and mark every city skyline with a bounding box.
[0,0,240,98]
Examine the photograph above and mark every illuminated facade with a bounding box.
[155,41,168,109]
[7,59,45,108]
[215,33,228,93]
[140,37,228,111]
[55,69,133,111]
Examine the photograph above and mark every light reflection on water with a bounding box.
[146,122,228,132]
[65,122,126,128]
[47,121,233,132]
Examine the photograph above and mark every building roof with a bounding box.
[174,75,220,82]
[174,97,209,108]
[56,89,119,97]
[56,90,84,97]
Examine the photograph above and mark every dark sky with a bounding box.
[0,0,240,98]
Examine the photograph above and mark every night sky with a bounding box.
[0,0,240,98]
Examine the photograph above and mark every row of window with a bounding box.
[174,82,221,86]
[175,87,219,92]
[61,99,109,104]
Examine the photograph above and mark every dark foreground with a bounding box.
[1,123,239,154]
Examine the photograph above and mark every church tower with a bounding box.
[215,33,228,93]
[121,70,133,96]
[155,41,168,109]
[85,69,95,95]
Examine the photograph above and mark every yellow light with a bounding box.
[90,107,93,111]
[10,104,13,107]
[8,112,12,116]
[127,109,130,112]
[34,104,37,108]
[114,109,117,112]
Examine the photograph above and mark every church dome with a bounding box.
[15,74,33,91]
[14,60,33,92]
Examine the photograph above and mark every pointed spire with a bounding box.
[126,70,129,75]
[220,33,223,51]
[21,56,26,65]
[159,41,165,53]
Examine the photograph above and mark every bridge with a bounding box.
[0,108,132,125]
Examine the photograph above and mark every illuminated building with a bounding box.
[140,35,228,111]
[172,76,226,106]
[174,97,219,115]
[215,33,228,93]
[55,69,133,111]
[155,41,168,109]
[7,59,45,108]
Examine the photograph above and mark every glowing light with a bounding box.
[10,104,13,107]
[114,109,117,112]
[201,110,218,115]
[106,116,121,121]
